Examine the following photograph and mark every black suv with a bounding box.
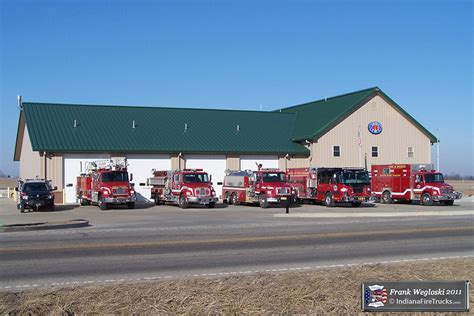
[16,180,57,212]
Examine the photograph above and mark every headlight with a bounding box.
[22,195,28,200]
[267,190,272,195]
[48,194,53,199]
[333,185,338,191]
[211,190,216,197]
[367,187,371,192]
[433,191,438,195]
[341,187,348,192]
[130,190,135,194]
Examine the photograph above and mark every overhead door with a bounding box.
[127,154,171,202]
[63,154,110,204]
[185,155,226,200]
[240,155,279,171]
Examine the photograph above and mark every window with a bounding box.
[382,168,390,175]
[408,147,414,158]
[333,146,341,157]
[371,146,378,158]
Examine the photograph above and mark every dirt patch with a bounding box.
[449,180,474,196]
[1,259,472,315]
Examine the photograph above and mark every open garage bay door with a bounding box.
[185,155,226,200]
[240,155,279,171]
[63,154,110,204]
[127,154,171,202]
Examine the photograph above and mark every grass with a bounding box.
[1,258,472,315]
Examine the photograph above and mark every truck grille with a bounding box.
[276,187,290,195]
[352,185,364,194]
[441,187,453,194]
[113,187,127,195]
[195,188,210,196]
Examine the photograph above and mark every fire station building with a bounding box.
[14,87,437,204]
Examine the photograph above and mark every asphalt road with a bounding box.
[0,198,473,290]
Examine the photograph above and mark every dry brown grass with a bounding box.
[1,259,472,315]
[449,180,474,196]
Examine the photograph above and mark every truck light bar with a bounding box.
[183,169,203,172]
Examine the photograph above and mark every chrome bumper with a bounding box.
[267,195,291,203]
[187,196,218,204]
[103,196,136,204]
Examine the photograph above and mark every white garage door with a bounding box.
[127,154,171,202]
[185,155,226,200]
[240,155,279,171]
[63,154,110,204]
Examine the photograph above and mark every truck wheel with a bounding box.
[154,196,161,205]
[382,191,393,204]
[127,202,135,209]
[79,193,87,206]
[443,200,454,206]
[259,195,269,209]
[224,192,231,204]
[20,203,25,213]
[178,195,188,209]
[208,202,216,209]
[421,193,433,206]
[231,192,239,205]
[324,193,335,207]
[99,198,108,210]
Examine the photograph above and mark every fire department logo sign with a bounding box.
[368,121,383,134]
[364,285,388,307]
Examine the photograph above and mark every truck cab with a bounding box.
[254,169,292,207]
[413,170,458,205]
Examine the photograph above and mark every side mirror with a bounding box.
[210,182,213,185]
[53,186,58,191]
[130,173,133,181]
[217,182,223,185]
[209,175,212,182]
[15,187,18,191]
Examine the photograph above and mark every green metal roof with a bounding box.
[21,102,309,155]
[278,87,438,143]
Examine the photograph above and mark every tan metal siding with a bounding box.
[19,126,42,180]
[310,95,431,168]
[286,156,310,169]
[226,156,240,170]
[171,155,185,170]
[46,155,63,190]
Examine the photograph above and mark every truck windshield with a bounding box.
[262,173,286,182]
[23,183,49,192]
[102,171,129,182]
[339,171,370,184]
[183,173,209,183]
[424,173,444,183]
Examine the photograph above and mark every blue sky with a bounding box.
[1,0,472,176]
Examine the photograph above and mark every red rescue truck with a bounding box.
[222,169,292,208]
[148,169,218,208]
[287,167,373,207]
[371,164,462,205]
[76,158,136,210]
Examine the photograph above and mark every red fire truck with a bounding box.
[76,158,136,210]
[222,169,292,208]
[371,164,462,205]
[148,169,218,208]
[287,167,373,207]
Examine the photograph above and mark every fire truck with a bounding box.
[222,168,292,208]
[287,167,373,207]
[371,164,462,205]
[76,157,136,210]
[148,169,218,208]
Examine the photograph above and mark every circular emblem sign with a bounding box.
[368,121,383,135]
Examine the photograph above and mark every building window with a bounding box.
[408,147,414,158]
[372,146,378,158]
[383,168,390,175]
[333,146,341,157]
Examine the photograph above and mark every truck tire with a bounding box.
[20,203,25,213]
[208,202,216,209]
[231,192,239,205]
[154,196,161,205]
[79,193,88,206]
[259,194,269,209]
[99,197,108,210]
[382,191,393,204]
[178,194,188,209]
[324,193,335,207]
[421,193,433,206]
[224,192,231,204]
[127,202,135,209]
